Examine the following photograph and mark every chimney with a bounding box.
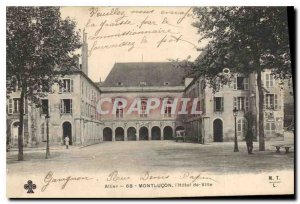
[81,29,88,76]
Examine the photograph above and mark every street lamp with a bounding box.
[233,107,239,152]
[45,114,50,159]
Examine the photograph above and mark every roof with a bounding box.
[102,62,186,87]
[55,66,101,92]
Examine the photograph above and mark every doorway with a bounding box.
[62,121,72,145]
[213,119,223,142]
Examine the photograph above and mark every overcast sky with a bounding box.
[60,7,203,82]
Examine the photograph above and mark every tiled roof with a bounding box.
[102,62,185,87]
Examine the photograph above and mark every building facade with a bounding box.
[6,33,103,148]
[183,70,285,143]
[6,33,286,147]
[99,62,186,142]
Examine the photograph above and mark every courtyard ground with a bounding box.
[7,140,294,175]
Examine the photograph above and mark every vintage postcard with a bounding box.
[6,6,294,198]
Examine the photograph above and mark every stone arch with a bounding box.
[163,126,173,140]
[213,119,223,142]
[127,127,137,141]
[151,126,161,140]
[62,121,72,145]
[139,126,149,140]
[103,127,112,141]
[115,127,124,141]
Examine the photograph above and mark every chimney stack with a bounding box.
[81,29,88,76]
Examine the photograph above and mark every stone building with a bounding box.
[6,32,287,147]
[6,33,103,147]
[99,62,186,141]
[183,70,285,143]
[6,88,29,147]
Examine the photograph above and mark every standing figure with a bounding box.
[245,130,253,154]
[64,136,70,149]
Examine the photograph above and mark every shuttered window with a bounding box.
[8,99,13,114]
[214,97,224,112]
[60,79,74,93]
[233,97,249,111]
[265,94,278,110]
[265,74,274,88]
[60,99,72,114]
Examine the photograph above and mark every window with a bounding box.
[8,98,27,114]
[81,101,84,115]
[244,77,249,90]
[233,76,249,90]
[40,123,46,141]
[233,97,249,111]
[116,101,123,119]
[276,117,283,131]
[117,82,123,86]
[194,100,201,117]
[90,89,93,102]
[90,105,95,118]
[8,99,13,114]
[237,77,244,90]
[164,99,173,117]
[85,102,88,116]
[13,98,20,113]
[214,97,224,112]
[265,94,278,110]
[265,74,274,88]
[60,99,72,114]
[164,82,169,86]
[237,119,248,139]
[41,99,49,115]
[140,99,147,118]
[81,82,84,95]
[60,79,73,93]
[265,121,276,137]
[93,106,96,119]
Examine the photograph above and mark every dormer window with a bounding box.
[164,98,173,117]
[116,101,124,119]
[117,82,123,86]
[164,82,170,86]
[140,81,147,86]
[140,98,147,118]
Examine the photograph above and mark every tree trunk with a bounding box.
[256,70,265,151]
[18,86,25,161]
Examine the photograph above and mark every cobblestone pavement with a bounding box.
[7,140,294,175]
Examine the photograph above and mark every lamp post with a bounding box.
[45,114,50,159]
[233,107,239,152]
